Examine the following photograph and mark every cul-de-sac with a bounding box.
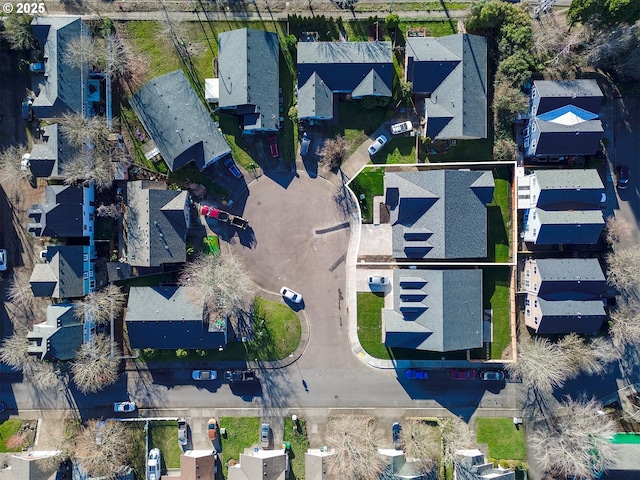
[0,0,638,479]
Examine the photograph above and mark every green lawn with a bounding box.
[431,138,494,162]
[125,21,182,81]
[126,422,147,480]
[487,167,511,263]
[476,417,526,460]
[371,136,417,164]
[149,421,183,469]
[0,419,25,452]
[330,102,391,155]
[219,417,261,477]
[348,167,385,223]
[484,268,511,359]
[284,417,310,480]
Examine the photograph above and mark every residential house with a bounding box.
[130,70,232,172]
[25,124,74,178]
[519,169,605,245]
[172,450,217,480]
[524,79,604,161]
[26,304,83,361]
[73,465,134,480]
[405,34,487,140]
[382,269,483,352]
[297,41,393,121]
[227,448,289,480]
[522,258,607,334]
[378,449,434,479]
[30,245,96,299]
[456,449,514,480]
[30,16,86,119]
[0,451,60,480]
[124,180,190,268]
[385,170,494,260]
[218,28,280,133]
[27,184,95,241]
[305,448,336,480]
[125,286,227,350]
[601,441,640,479]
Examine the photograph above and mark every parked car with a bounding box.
[368,135,388,156]
[479,370,505,381]
[29,62,45,73]
[21,97,33,121]
[268,135,280,158]
[224,157,243,179]
[224,369,256,383]
[390,121,412,135]
[177,418,188,447]
[392,422,402,450]
[147,448,162,480]
[616,165,629,190]
[280,286,302,303]
[192,370,217,381]
[405,369,429,380]
[113,401,136,412]
[450,369,476,380]
[260,423,270,448]
[21,153,30,172]
[207,418,218,441]
[368,276,389,285]
[0,249,7,272]
[300,132,312,157]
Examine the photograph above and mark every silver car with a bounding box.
[260,423,270,448]
[0,249,7,272]
[368,135,388,156]
[280,287,302,303]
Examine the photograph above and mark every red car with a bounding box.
[450,369,476,380]
[268,135,280,158]
[201,205,222,219]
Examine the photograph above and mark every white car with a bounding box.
[280,287,302,303]
[368,276,389,285]
[192,370,217,380]
[368,135,388,156]
[0,249,7,272]
[390,121,412,135]
[147,448,162,480]
[113,401,136,413]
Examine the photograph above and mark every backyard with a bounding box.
[283,417,310,480]
[484,268,511,360]
[219,416,262,477]
[476,417,527,462]
[348,166,385,224]
[487,167,512,263]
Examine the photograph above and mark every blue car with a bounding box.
[405,369,428,380]
[224,157,242,179]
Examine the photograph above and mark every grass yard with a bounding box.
[476,417,526,460]
[431,137,494,162]
[330,102,391,155]
[126,422,147,480]
[484,268,511,359]
[283,417,310,480]
[487,167,511,263]
[219,417,262,477]
[125,21,183,81]
[348,167,385,223]
[371,136,417,164]
[0,419,26,452]
[149,421,183,469]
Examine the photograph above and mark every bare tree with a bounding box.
[584,21,640,82]
[27,360,69,390]
[606,245,640,297]
[529,397,617,479]
[605,215,633,245]
[319,135,348,173]
[558,333,619,376]
[72,334,121,394]
[324,415,386,480]
[74,285,126,326]
[0,144,31,198]
[507,336,578,394]
[73,419,132,478]
[400,419,441,473]
[609,299,640,347]
[6,268,36,313]
[96,203,123,219]
[441,417,475,467]
[62,35,98,70]
[61,153,114,190]
[58,113,111,151]
[0,330,33,371]
[1,13,36,50]
[179,253,255,315]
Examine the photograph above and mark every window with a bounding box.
[525,279,530,288]
[89,270,94,278]
[534,300,538,308]
[524,138,530,149]
[526,309,531,318]
[534,283,538,291]
[525,298,530,306]
[532,122,537,132]
[83,272,88,279]
[525,269,530,278]
[533,266,537,274]
[534,317,538,325]
[83,253,88,261]
[531,139,537,151]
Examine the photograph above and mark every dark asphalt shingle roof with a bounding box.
[535,258,606,300]
[125,181,188,267]
[533,118,603,156]
[130,70,231,171]
[406,34,487,139]
[28,124,75,178]
[27,185,87,237]
[297,72,334,119]
[218,28,280,131]
[533,209,605,244]
[29,246,89,299]
[30,17,84,118]
[26,304,83,361]
[383,269,483,352]
[126,286,227,350]
[385,170,494,259]
[534,169,605,209]
[535,298,606,335]
[534,79,603,115]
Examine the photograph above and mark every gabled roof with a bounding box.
[26,304,83,360]
[130,70,231,171]
[125,181,188,267]
[533,258,606,300]
[352,69,392,97]
[533,118,603,156]
[532,209,605,244]
[27,185,87,237]
[228,448,287,480]
[126,286,227,350]
[535,298,606,334]
[534,79,603,115]
[0,451,61,480]
[30,17,84,118]
[28,124,75,178]
[385,170,494,259]
[297,72,334,119]
[218,28,280,131]
[533,169,605,209]
[406,34,487,139]
[30,246,89,299]
[383,269,483,352]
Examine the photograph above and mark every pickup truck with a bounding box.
[201,205,249,230]
[390,121,412,135]
[224,369,256,383]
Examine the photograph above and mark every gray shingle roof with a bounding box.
[27,124,75,178]
[130,70,231,171]
[535,298,606,334]
[534,209,604,244]
[30,17,84,118]
[534,79,603,115]
[534,119,603,156]
[352,69,392,98]
[125,181,188,267]
[218,28,280,131]
[29,246,89,299]
[406,34,487,140]
[297,73,334,119]
[26,304,83,360]
[385,170,494,259]
[27,185,87,237]
[534,169,605,209]
[383,269,483,352]
[126,286,227,350]
[534,258,606,300]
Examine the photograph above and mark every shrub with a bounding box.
[143,348,159,358]
[176,348,189,358]
[195,349,208,357]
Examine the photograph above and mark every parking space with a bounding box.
[358,224,393,256]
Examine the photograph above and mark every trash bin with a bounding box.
[282,441,291,451]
